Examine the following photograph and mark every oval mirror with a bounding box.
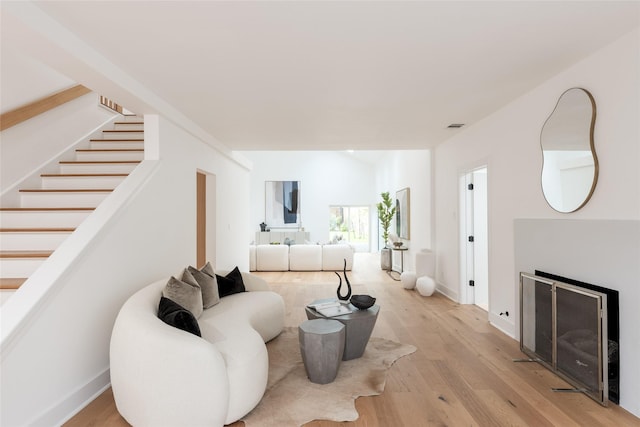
[540,88,598,213]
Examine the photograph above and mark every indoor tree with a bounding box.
[376,191,396,248]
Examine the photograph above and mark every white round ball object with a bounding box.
[416,276,436,297]
[400,271,417,290]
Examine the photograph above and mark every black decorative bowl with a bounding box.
[350,294,376,310]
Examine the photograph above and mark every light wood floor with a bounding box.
[66,253,640,427]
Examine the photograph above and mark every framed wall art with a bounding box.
[396,187,410,239]
[265,181,301,228]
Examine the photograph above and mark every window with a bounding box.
[329,206,369,247]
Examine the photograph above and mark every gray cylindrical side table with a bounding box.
[298,319,345,384]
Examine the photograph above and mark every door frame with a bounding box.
[458,165,489,309]
[196,170,216,268]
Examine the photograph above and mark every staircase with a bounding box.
[0,117,144,304]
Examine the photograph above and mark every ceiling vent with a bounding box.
[447,123,465,129]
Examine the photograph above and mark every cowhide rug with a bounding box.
[240,326,416,427]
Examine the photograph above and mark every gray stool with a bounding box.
[298,319,345,384]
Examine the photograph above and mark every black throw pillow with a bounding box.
[157,296,201,337]
[216,266,246,298]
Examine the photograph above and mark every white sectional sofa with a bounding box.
[322,244,354,270]
[110,271,285,427]
[289,244,323,271]
[250,243,354,271]
[256,244,290,271]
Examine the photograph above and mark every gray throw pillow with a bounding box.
[188,262,220,309]
[162,269,203,318]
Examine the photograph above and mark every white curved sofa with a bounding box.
[110,271,285,426]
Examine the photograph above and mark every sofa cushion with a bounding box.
[162,269,203,318]
[322,244,355,271]
[216,266,246,298]
[249,245,257,271]
[289,244,322,271]
[188,262,220,308]
[157,296,201,337]
[256,244,289,271]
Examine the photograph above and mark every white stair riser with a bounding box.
[113,123,144,130]
[41,176,126,190]
[59,163,139,174]
[0,211,91,228]
[0,258,45,277]
[20,192,110,208]
[90,141,144,150]
[75,151,144,162]
[1,290,15,307]
[101,131,144,140]
[0,232,71,251]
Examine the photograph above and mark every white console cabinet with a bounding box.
[255,231,309,245]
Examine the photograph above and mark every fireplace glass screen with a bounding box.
[520,276,553,365]
[520,273,608,405]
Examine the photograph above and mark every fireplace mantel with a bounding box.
[514,219,639,414]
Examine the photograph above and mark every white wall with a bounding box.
[0,46,76,113]
[242,151,376,248]
[0,116,251,426]
[1,92,117,197]
[374,150,433,272]
[434,28,639,414]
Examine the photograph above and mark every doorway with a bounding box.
[196,171,217,268]
[329,206,370,252]
[459,166,489,310]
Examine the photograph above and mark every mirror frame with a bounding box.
[540,87,598,213]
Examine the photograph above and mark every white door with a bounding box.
[460,167,489,310]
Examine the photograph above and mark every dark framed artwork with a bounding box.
[265,181,301,228]
[396,187,410,239]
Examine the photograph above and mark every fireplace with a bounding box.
[519,271,620,405]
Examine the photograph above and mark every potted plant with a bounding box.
[376,191,396,270]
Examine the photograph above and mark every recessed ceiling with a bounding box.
[7,1,640,151]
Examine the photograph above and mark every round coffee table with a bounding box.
[305,298,379,361]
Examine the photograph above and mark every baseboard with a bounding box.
[488,311,516,339]
[435,281,458,302]
[29,368,110,426]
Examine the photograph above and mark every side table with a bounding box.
[299,319,345,384]
[389,246,408,281]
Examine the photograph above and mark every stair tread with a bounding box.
[19,189,114,193]
[0,228,75,232]
[59,160,140,165]
[103,129,143,132]
[76,149,143,152]
[0,250,53,258]
[0,278,26,290]
[114,121,143,125]
[89,139,144,142]
[89,138,144,142]
[0,207,95,211]
[41,173,128,177]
